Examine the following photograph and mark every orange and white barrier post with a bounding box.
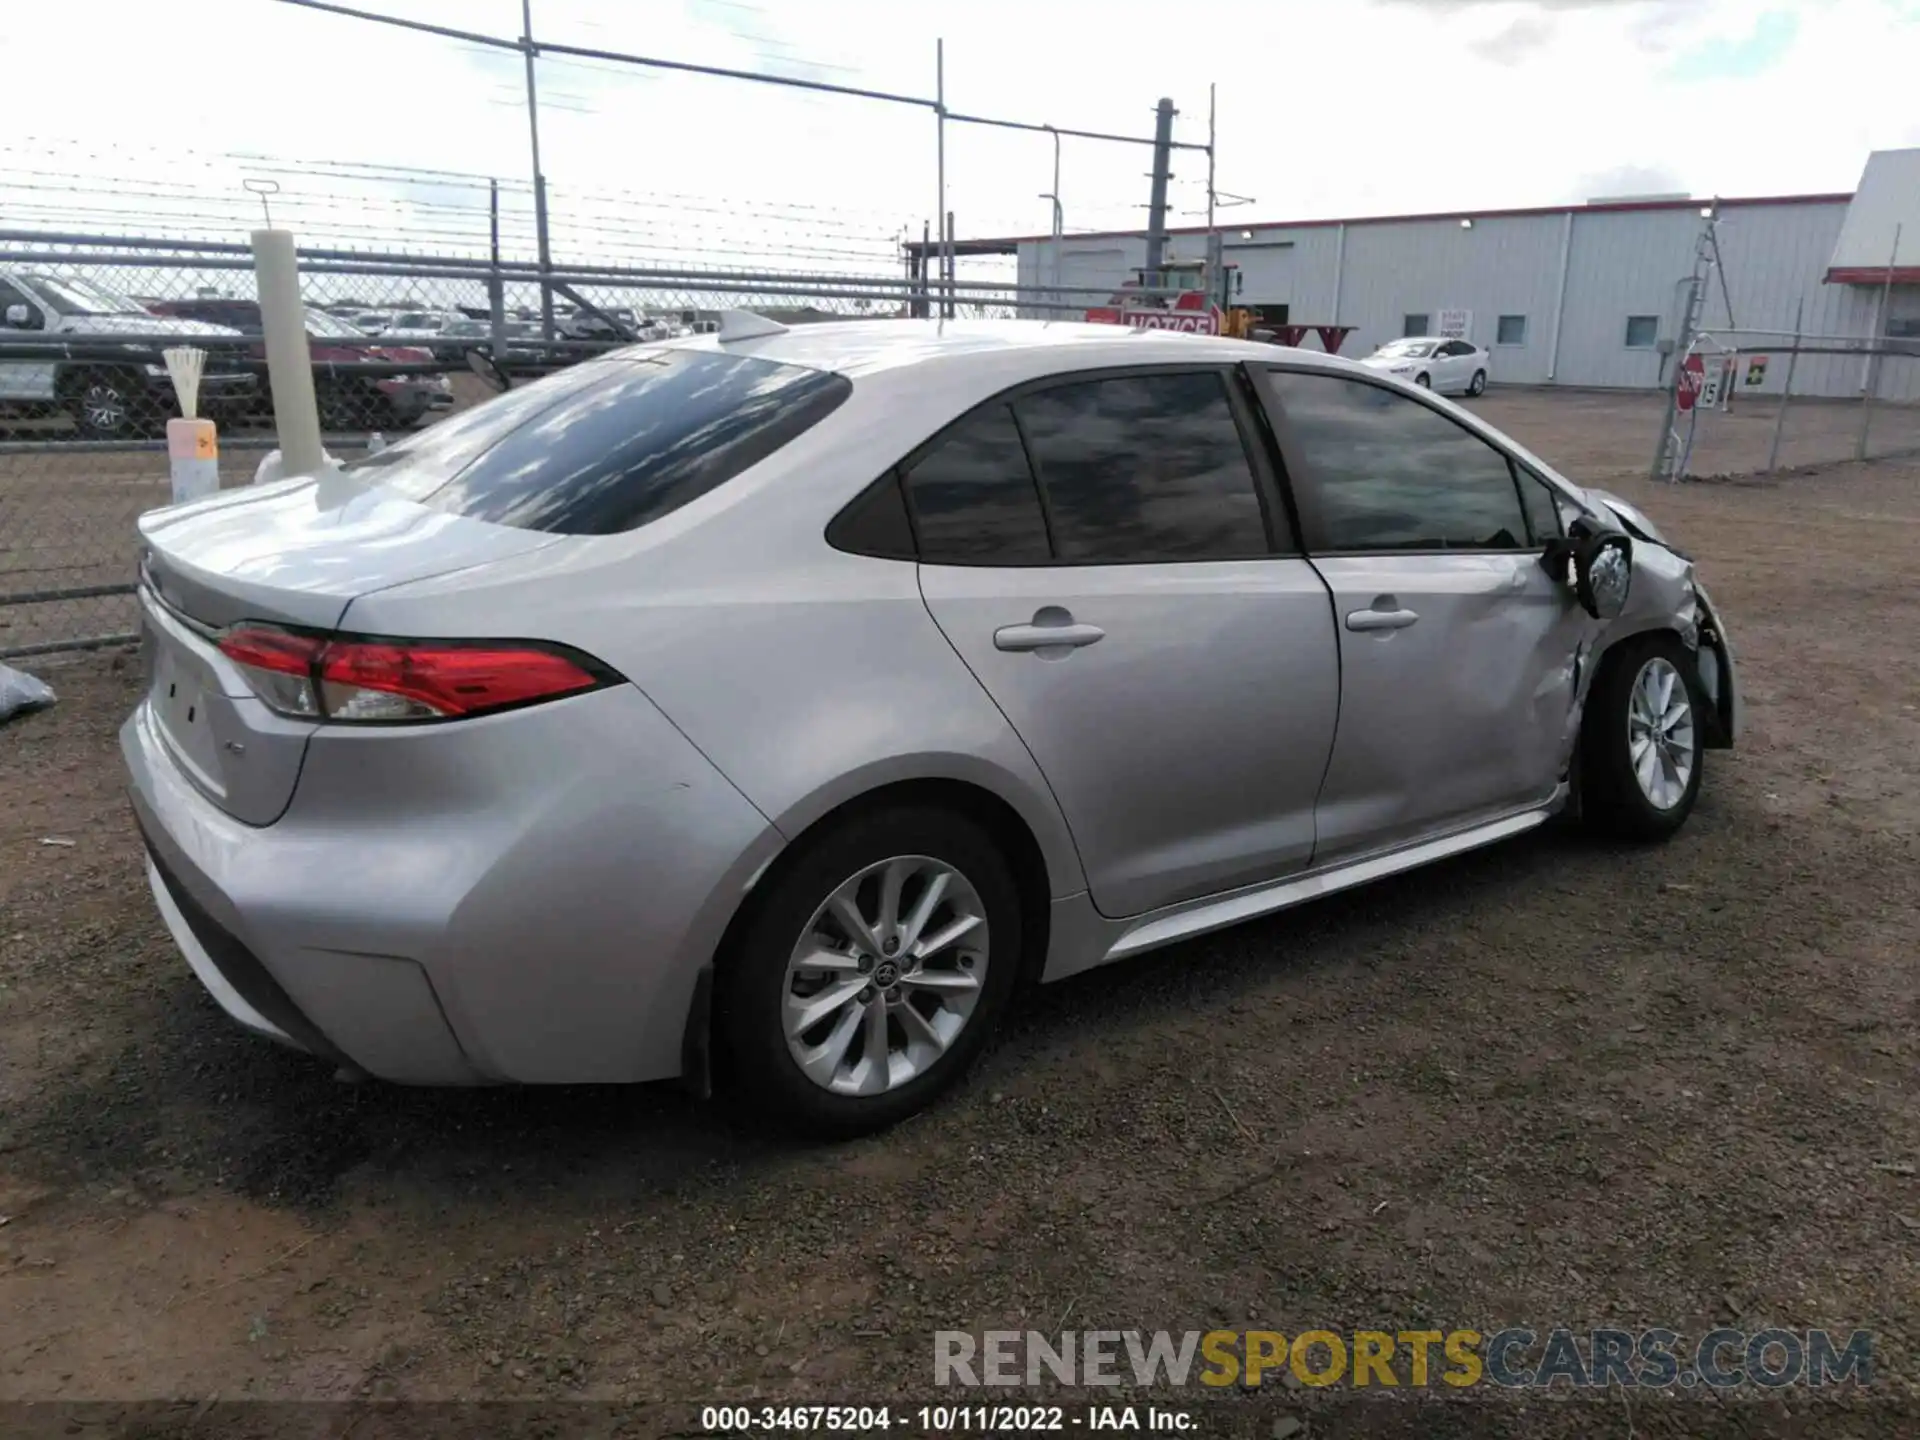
[162,346,219,504]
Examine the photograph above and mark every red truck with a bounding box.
[147,300,453,430]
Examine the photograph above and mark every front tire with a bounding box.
[1580,634,1704,841]
[1415,372,1432,389]
[716,806,1022,1137]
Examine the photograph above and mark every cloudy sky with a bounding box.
[2,0,1916,271]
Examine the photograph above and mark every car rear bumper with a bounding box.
[121,681,783,1085]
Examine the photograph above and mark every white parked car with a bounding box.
[0,267,257,437]
[1360,337,1490,397]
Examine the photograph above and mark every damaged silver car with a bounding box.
[125,319,1737,1136]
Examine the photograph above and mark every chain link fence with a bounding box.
[1657,335,1920,482]
[0,231,1112,659]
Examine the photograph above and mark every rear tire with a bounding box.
[716,806,1021,1137]
[1580,633,1704,841]
[1468,369,1487,397]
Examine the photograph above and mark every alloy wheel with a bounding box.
[1627,656,1695,811]
[82,382,128,434]
[782,855,989,1096]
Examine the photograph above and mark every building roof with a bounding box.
[1825,148,1920,285]
[953,190,1854,254]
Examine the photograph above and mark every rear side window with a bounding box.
[345,351,851,535]
[902,404,1051,563]
[1013,371,1268,563]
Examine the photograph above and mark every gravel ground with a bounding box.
[1,397,1918,1437]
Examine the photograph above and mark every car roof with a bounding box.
[637,318,1372,382]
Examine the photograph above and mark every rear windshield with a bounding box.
[342,349,852,535]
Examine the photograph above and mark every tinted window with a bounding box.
[1014,371,1268,563]
[346,351,851,535]
[903,404,1050,563]
[1268,371,1528,551]
[828,475,916,560]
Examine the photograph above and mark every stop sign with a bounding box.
[1676,352,1706,413]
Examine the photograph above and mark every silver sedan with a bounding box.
[124,318,1739,1134]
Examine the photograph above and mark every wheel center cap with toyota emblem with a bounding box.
[873,959,901,989]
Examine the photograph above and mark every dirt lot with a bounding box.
[2,390,1919,1437]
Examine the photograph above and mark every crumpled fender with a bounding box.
[1549,530,1719,784]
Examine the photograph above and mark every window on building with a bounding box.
[1886,316,1920,339]
[1014,370,1271,563]
[1496,314,1528,347]
[1266,370,1529,552]
[1624,315,1660,349]
[902,404,1052,563]
[1403,313,1430,338]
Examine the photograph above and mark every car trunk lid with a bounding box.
[136,474,564,824]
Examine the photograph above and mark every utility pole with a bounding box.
[521,0,554,341]
[1143,97,1175,281]
[1204,83,1224,314]
[935,39,949,320]
[1039,125,1063,315]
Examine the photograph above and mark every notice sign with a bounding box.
[1746,356,1770,386]
[1437,308,1473,340]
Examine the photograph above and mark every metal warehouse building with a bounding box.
[1002,148,1920,400]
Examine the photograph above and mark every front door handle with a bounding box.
[994,606,1105,653]
[1346,607,1420,632]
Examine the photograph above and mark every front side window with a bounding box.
[1012,370,1270,563]
[1267,370,1528,552]
[1515,466,1564,542]
[346,350,851,535]
[902,404,1051,563]
[1625,315,1660,348]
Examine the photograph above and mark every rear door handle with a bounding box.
[994,607,1105,653]
[1346,608,1420,632]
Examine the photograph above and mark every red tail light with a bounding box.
[216,625,614,724]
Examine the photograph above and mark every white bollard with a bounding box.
[250,228,327,481]
[251,445,339,487]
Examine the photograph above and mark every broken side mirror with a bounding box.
[1575,527,1633,620]
[465,347,511,393]
[1543,522,1632,620]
